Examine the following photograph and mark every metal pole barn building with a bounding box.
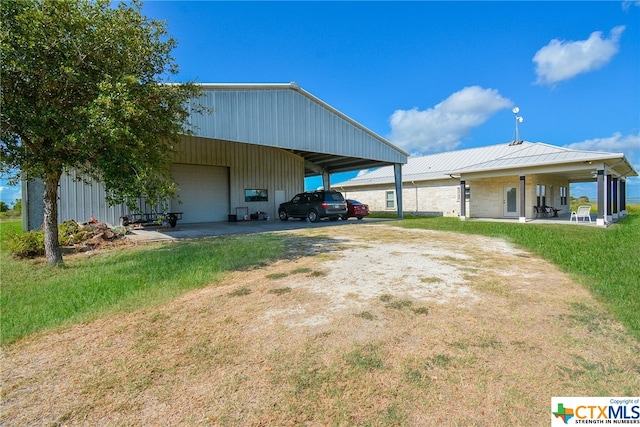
[23,82,408,229]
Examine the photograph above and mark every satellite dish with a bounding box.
[517,117,523,123]
[512,106,520,114]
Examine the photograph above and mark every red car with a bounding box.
[344,199,369,220]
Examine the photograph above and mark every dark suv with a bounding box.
[278,190,347,222]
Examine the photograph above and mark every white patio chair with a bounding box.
[570,205,592,223]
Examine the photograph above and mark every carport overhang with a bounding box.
[186,82,409,217]
[289,149,402,177]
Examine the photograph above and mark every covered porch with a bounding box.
[455,144,637,227]
[470,211,601,226]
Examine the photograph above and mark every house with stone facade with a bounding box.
[333,141,637,226]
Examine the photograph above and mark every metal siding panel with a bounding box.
[58,172,70,221]
[237,92,248,141]
[187,86,407,165]
[57,171,129,225]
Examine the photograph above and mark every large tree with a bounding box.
[1,0,201,264]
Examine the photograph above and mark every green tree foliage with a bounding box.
[1,0,201,264]
[11,198,21,214]
[0,201,8,212]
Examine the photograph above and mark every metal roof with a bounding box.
[185,83,408,176]
[335,141,637,187]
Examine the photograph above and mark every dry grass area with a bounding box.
[2,224,639,426]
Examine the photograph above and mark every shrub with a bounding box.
[58,221,92,246]
[5,221,95,258]
[5,230,45,258]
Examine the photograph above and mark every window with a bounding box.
[244,189,268,202]
[536,184,546,206]
[456,186,471,202]
[385,191,395,209]
[560,186,568,205]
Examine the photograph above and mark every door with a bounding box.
[284,193,303,217]
[504,186,518,217]
[292,194,311,217]
[274,190,286,216]
[170,164,229,223]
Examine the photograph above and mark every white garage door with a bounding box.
[170,164,229,223]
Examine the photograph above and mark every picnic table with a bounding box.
[534,206,560,218]
[120,212,183,228]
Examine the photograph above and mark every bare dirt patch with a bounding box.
[2,224,639,426]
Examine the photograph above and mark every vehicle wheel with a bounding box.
[329,216,339,221]
[357,216,364,220]
[167,214,178,228]
[279,210,288,221]
[307,209,319,222]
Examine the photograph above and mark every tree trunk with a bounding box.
[43,171,63,265]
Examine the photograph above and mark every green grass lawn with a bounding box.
[0,220,285,345]
[2,207,639,345]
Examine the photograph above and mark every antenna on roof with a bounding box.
[510,106,524,145]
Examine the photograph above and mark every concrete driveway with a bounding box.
[125,217,395,242]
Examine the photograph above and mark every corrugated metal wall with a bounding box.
[175,135,304,216]
[57,169,133,225]
[55,136,304,225]
[188,87,406,163]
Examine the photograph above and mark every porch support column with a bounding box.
[612,177,619,219]
[519,175,526,223]
[321,169,330,191]
[596,169,605,226]
[394,163,403,219]
[607,173,613,223]
[621,179,627,215]
[459,180,466,221]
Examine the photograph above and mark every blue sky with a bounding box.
[2,1,639,206]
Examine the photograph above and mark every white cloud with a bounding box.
[533,26,625,86]
[564,132,639,157]
[387,86,512,155]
